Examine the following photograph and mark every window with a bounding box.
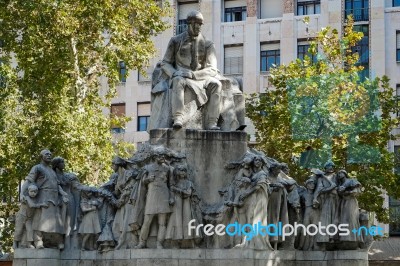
[394,0,400,7]
[353,25,369,81]
[396,84,400,117]
[297,0,320,15]
[177,2,199,35]
[118,61,127,83]
[177,19,188,35]
[110,103,126,134]
[225,6,247,22]
[391,146,400,236]
[224,45,243,74]
[397,32,400,62]
[389,196,400,236]
[137,102,151,131]
[345,0,369,22]
[224,0,246,22]
[137,116,149,131]
[297,41,317,63]
[260,43,280,72]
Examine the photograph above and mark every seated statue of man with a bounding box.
[161,11,222,130]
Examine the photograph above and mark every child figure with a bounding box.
[79,188,101,251]
[166,164,200,248]
[298,178,320,250]
[14,184,48,249]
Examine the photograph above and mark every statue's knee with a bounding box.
[210,80,222,93]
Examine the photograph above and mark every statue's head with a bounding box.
[28,184,39,198]
[187,11,203,37]
[52,156,65,170]
[324,160,335,173]
[268,162,282,176]
[153,147,167,164]
[304,178,316,190]
[112,156,127,171]
[337,169,348,181]
[40,149,52,164]
[174,164,188,179]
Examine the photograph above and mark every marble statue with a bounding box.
[297,178,320,251]
[52,157,85,249]
[238,155,273,250]
[97,177,118,252]
[149,11,245,131]
[14,146,367,254]
[222,156,253,246]
[110,157,132,246]
[79,188,101,251]
[313,162,339,250]
[267,162,289,250]
[21,149,69,249]
[13,184,48,249]
[166,164,200,248]
[115,163,141,250]
[133,148,174,249]
[337,170,363,249]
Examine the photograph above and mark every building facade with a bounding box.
[108,0,400,234]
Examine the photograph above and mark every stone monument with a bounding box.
[13,11,370,266]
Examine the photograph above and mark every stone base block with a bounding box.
[13,249,369,266]
[150,129,248,205]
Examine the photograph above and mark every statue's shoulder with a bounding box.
[169,32,185,44]
[205,39,214,49]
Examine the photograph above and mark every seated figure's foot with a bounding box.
[156,241,163,249]
[58,243,65,250]
[35,241,44,249]
[173,120,183,129]
[207,125,220,130]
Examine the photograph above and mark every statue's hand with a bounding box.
[169,198,175,206]
[173,70,193,79]
[62,197,69,204]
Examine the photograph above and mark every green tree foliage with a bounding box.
[0,0,170,251]
[247,17,400,223]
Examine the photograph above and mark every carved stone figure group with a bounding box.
[15,147,366,252]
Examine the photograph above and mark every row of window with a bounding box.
[118,30,400,82]
[175,0,400,25]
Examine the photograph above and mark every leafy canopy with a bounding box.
[0,0,170,251]
[247,17,400,223]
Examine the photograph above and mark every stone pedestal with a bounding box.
[13,248,369,266]
[150,129,248,205]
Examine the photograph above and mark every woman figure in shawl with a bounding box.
[52,157,85,249]
[166,164,200,248]
[115,162,141,250]
[313,162,339,250]
[111,156,129,243]
[337,170,363,249]
[266,162,289,250]
[237,155,273,250]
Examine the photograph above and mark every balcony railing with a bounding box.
[345,8,369,22]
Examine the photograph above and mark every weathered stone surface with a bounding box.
[150,129,247,205]
[14,250,368,266]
